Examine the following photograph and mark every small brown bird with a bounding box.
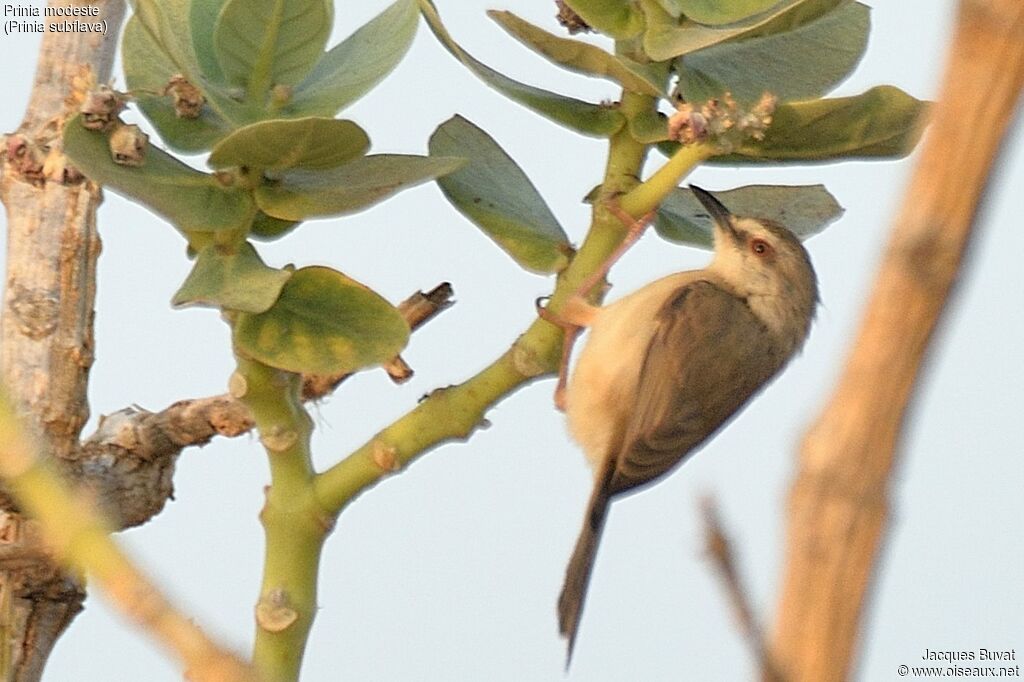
[557,186,819,660]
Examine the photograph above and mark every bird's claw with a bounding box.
[536,295,577,332]
[536,296,580,412]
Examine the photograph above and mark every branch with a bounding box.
[769,2,1024,680]
[0,2,126,678]
[73,283,455,529]
[0,391,260,682]
[700,497,781,681]
[619,142,714,217]
[313,316,560,511]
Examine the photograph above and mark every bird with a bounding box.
[556,185,819,661]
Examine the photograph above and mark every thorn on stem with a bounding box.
[256,588,299,633]
[371,440,400,473]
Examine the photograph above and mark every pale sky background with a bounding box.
[2,1,1022,680]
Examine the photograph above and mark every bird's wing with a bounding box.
[609,279,787,495]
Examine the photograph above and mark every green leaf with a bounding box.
[689,86,928,164]
[190,0,228,83]
[650,0,684,17]
[619,57,673,95]
[677,2,869,103]
[214,0,332,96]
[419,0,623,138]
[561,0,644,39]
[487,11,662,96]
[627,107,670,143]
[250,212,300,240]
[644,0,845,62]
[428,116,570,275]
[172,242,291,312]
[129,0,202,80]
[288,0,419,117]
[255,155,465,221]
[129,0,256,125]
[677,0,780,25]
[63,115,256,234]
[654,184,843,247]
[233,266,410,375]
[122,15,234,153]
[208,118,370,171]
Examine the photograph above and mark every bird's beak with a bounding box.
[690,185,739,241]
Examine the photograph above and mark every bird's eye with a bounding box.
[750,238,772,256]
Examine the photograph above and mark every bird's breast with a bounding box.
[564,272,698,472]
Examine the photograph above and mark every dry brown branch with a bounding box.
[769,2,1024,680]
[0,3,126,679]
[0,392,260,682]
[700,497,782,681]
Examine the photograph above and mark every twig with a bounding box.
[700,496,782,682]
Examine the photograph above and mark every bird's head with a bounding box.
[691,185,819,343]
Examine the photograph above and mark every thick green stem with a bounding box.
[314,90,715,513]
[619,141,715,217]
[232,358,328,682]
[314,319,561,510]
[547,91,652,307]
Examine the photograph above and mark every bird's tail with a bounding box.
[558,458,616,666]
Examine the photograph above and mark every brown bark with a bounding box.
[769,2,1024,681]
[0,3,126,680]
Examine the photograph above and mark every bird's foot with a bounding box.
[535,203,651,412]
[536,294,598,329]
[605,201,655,233]
[536,295,599,411]
[570,203,656,298]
